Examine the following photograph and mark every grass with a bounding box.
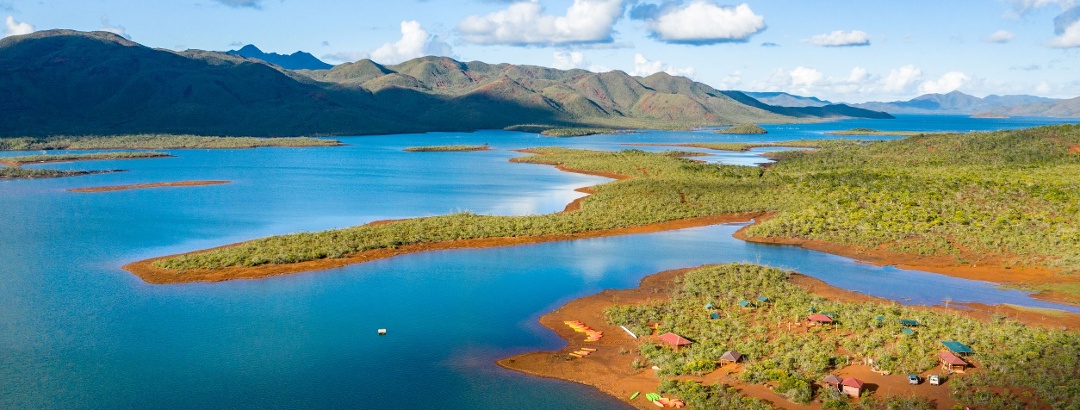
[661,140,856,152]
[0,135,342,151]
[153,124,1080,283]
[608,263,1080,409]
[715,124,767,135]
[826,128,940,137]
[0,167,118,179]
[403,145,490,152]
[0,152,170,166]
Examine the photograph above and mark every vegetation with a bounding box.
[0,167,117,179]
[154,125,1080,300]
[666,140,853,152]
[0,151,170,166]
[606,264,1080,409]
[826,128,934,137]
[403,145,490,152]
[540,128,615,137]
[715,124,768,135]
[0,135,340,151]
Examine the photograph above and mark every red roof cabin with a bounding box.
[939,351,969,373]
[657,332,692,351]
[808,313,834,324]
[841,377,864,398]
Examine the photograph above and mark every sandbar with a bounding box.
[70,180,230,193]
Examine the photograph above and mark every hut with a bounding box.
[757,295,771,303]
[941,341,973,355]
[822,374,843,391]
[939,351,969,373]
[709,312,721,320]
[719,350,742,365]
[658,332,692,351]
[738,300,753,308]
[808,314,834,324]
[841,377,865,398]
[900,328,915,336]
[899,319,919,327]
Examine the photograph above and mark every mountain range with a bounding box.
[226,44,332,70]
[0,30,890,138]
[850,91,1061,115]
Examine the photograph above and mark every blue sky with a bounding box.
[2,0,1079,102]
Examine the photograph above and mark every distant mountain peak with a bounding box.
[225,44,332,70]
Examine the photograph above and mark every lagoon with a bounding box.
[1,115,1076,409]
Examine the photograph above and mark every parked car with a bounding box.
[908,374,920,385]
[928,374,942,385]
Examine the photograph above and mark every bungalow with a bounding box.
[757,295,771,303]
[808,313,834,324]
[899,319,919,327]
[658,332,692,351]
[738,300,753,308]
[939,351,969,373]
[841,377,865,398]
[941,341,973,355]
[822,374,843,391]
[719,350,742,366]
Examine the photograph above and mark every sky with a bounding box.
[2,0,1079,103]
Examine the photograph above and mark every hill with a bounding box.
[0,30,892,138]
[742,91,831,107]
[226,44,332,70]
[853,91,1059,115]
[984,96,1080,118]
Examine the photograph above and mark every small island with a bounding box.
[826,128,930,137]
[715,124,768,135]
[403,145,491,152]
[1,167,121,180]
[0,134,342,151]
[0,152,171,167]
[500,263,1079,409]
[68,180,230,193]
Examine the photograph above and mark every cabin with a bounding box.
[941,341,973,356]
[822,374,843,391]
[939,351,969,373]
[756,295,771,303]
[899,319,919,327]
[900,328,915,336]
[658,332,692,351]
[807,313,834,324]
[709,312,721,320]
[719,350,742,365]
[841,377,864,398]
[738,300,753,308]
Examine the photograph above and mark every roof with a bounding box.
[899,319,919,326]
[939,351,968,366]
[720,350,742,362]
[841,378,864,388]
[942,341,973,354]
[808,313,834,323]
[658,332,692,347]
[757,295,770,302]
[709,312,721,320]
[901,328,915,336]
[738,300,751,307]
[704,302,715,309]
[822,374,843,385]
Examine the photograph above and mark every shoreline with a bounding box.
[69,180,230,193]
[0,154,174,167]
[497,265,1079,410]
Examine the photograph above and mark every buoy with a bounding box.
[378,328,387,335]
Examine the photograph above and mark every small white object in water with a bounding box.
[378,328,387,335]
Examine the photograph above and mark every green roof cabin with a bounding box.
[941,341,973,355]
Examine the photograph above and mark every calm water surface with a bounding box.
[1,116,1076,409]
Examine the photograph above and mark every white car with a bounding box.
[929,375,942,385]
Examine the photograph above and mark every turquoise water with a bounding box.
[1,116,1077,409]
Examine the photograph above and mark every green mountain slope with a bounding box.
[0,30,890,138]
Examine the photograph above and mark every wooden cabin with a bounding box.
[939,351,969,373]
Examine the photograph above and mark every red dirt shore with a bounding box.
[69,180,230,193]
[497,266,1077,410]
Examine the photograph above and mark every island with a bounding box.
[825,128,932,137]
[1,168,121,180]
[403,145,491,152]
[126,124,1080,308]
[0,134,342,151]
[0,152,171,167]
[715,124,768,134]
[499,263,1079,409]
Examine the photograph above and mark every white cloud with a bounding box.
[369,20,453,64]
[918,71,970,94]
[645,2,765,44]
[806,30,870,47]
[1049,19,1080,47]
[789,66,824,87]
[458,0,623,45]
[750,64,930,101]
[1009,0,1075,14]
[631,53,694,78]
[848,66,869,83]
[552,51,587,70]
[2,15,32,38]
[719,70,742,89]
[1036,81,1052,94]
[881,65,923,93]
[99,16,130,40]
[988,30,1014,43]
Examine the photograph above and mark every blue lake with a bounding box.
[1,115,1077,409]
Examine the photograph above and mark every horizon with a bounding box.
[3,0,1079,103]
